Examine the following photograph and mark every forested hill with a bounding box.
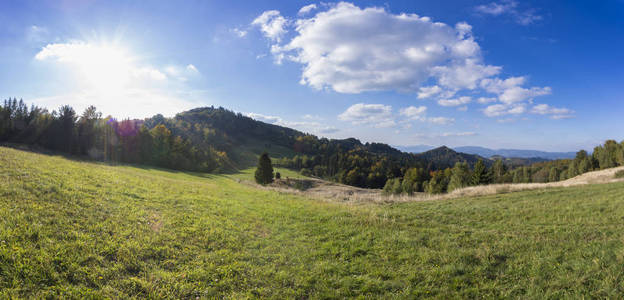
[413,146,489,170]
[0,99,492,189]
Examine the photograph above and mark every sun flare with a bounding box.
[36,42,136,93]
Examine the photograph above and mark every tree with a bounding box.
[548,167,559,182]
[425,171,448,194]
[491,159,507,183]
[448,162,471,192]
[471,159,490,186]
[255,152,274,185]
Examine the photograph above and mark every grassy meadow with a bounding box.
[2,146,624,298]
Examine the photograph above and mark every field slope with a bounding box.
[2,146,624,298]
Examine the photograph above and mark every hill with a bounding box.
[454,146,576,160]
[414,146,490,169]
[3,146,624,298]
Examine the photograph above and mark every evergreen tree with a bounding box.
[471,159,490,186]
[448,162,471,192]
[491,159,507,183]
[255,152,274,185]
[548,167,559,182]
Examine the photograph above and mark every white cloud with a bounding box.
[437,96,471,107]
[475,0,542,26]
[251,10,288,42]
[417,85,442,99]
[475,0,517,15]
[247,112,339,134]
[298,4,317,15]
[338,103,395,128]
[253,2,558,121]
[441,131,476,137]
[480,76,551,104]
[399,106,427,120]
[231,28,248,38]
[247,112,282,124]
[427,117,455,125]
[265,2,499,94]
[186,64,199,73]
[531,104,574,119]
[477,97,497,104]
[432,58,501,90]
[483,103,526,117]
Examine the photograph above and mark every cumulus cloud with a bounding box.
[399,106,427,120]
[247,112,339,134]
[477,97,497,104]
[531,104,574,119]
[262,2,499,94]
[427,117,455,125]
[480,76,551,104]
[298,4,317,15]
[475,0,542,25]
[437,96,471,107]
[483,103,526,117]
[253,2,564,121]
[251,10,288,42]
[417,85,442,99]
[338,103,395,128]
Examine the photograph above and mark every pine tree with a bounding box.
[255,152,274,185]
[471,159,490,186]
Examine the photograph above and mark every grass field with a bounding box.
[2,146,624,298]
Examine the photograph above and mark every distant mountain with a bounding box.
[414,146,491,170]
[454,146,576,160]
[394,144,435,154]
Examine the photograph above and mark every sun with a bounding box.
[36,42,135,93]
[72,44,133,93]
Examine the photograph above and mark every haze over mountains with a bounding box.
[396,145,576,160]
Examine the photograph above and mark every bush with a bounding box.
[615,170,624,179]
[275,172,281,179]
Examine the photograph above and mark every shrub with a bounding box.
[275,172,281,179]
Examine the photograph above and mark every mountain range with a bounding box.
[396,145,576,160]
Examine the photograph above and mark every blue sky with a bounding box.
[0,0,623,151]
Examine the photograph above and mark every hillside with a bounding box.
[4,146,624,298]
[414,146,490,169]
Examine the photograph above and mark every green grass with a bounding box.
[3,146,624,298]
[228,166,309,182]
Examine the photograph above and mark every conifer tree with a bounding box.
[471,159,490,186]
[255,152,274,185]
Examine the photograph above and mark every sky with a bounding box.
[0,0,623,152]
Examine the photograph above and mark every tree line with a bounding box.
[382,141,624,195]
[0,98,230,172]
[2,98,623,194]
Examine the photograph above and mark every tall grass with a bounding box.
[2,146,624,298]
